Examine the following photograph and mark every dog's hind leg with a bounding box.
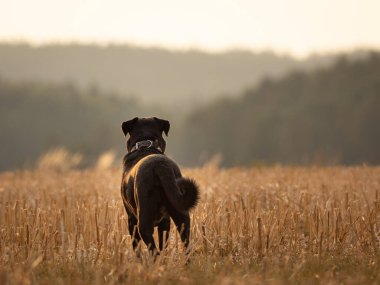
[171,212,190,250]
[128,215,141,254]
[138,214,159,256]
[158,217,170,252]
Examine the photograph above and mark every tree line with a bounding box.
[0,52,379,170]
[174,53,380,166]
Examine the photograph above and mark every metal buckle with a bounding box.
[135,140,153,150]
[146,140,153,148]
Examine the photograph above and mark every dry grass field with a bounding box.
[1,163,380,284]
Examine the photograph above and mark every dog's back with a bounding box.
[130,154,198,213]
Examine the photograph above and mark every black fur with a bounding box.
[120,117,199,255]
[175,178,199,210]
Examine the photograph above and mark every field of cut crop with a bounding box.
[1,164,380,284]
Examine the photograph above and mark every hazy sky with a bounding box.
[1,0,379,57]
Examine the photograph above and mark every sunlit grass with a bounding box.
[1,164,379,284]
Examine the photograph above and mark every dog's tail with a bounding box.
[155,166,199,212]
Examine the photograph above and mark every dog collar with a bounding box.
[130,139,162,153]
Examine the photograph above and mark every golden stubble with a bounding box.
[0,165,379,284]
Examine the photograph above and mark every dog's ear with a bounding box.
[154,117,170,136]
[122,117,138,136]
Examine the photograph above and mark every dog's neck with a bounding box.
[129,139,162,153]
[123,146,163,173]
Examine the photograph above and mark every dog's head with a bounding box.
[122,117,170,153]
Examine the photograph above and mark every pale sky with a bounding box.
[1,0,380,57]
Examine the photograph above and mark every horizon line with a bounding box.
[1,38,379,60]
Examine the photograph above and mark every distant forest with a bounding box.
[176,53,380,166]
[0,43,339,107]
[0,80,146,170]
[0,48,379,170]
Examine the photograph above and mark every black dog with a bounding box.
[120,117,199,255]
